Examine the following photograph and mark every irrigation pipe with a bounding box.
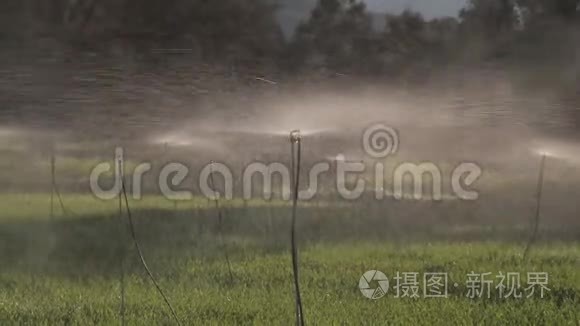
[50,153,70,218]
[117,157,126,326]
[290,130,305,326]
[209,161,234,283]
[523,154,546,259]
[121,178,182,326]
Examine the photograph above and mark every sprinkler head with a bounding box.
[290,130,302,143]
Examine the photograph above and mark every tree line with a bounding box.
[4,0,580,75]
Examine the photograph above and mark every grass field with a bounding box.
[0,193,579,325]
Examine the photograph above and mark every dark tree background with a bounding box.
[0,0,578,82]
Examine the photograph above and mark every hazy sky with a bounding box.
[364,0,468,18]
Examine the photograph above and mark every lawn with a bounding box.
[0,194,579,325]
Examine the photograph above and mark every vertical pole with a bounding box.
[117,152,126,326]
[524,154,547,259]
[50,151,55,221]
[209,162,234,283]
[290,130,305,326]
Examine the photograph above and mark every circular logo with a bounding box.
[363,124,399,158]
[359,270,389,300]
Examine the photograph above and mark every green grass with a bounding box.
[0,193,289,221]
[0,194,579,325]
[1,243,579,325]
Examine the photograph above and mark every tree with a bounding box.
[32,0,285,64]
[179,0,285,63]
[516,0,579,21]
[383,10,427,57]
[289,0,378,73]
[459,0,517,38]
[375,11,459,78]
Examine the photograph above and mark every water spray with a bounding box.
[209,161,234,283]
[289,129,305,326]
[523,153,547,259]
[119,158,182,325]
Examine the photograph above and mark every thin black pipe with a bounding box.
[524,154,547,259]
[290,131,305,326]
[209,162,234,283]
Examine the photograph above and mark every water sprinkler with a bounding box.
[538,150,552,158]
[530,138,580,163]
[523,153,547,259]
[289,129,305,326]
[290,129,302,143]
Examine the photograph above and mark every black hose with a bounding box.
[290,138,305,326]
[209,162,234,283]
[50,153,55,220]
[52,183,69,216]
[121,178,182,326]
[50,154,71,218]
[523,154,546,259]
[118,159,126,326]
